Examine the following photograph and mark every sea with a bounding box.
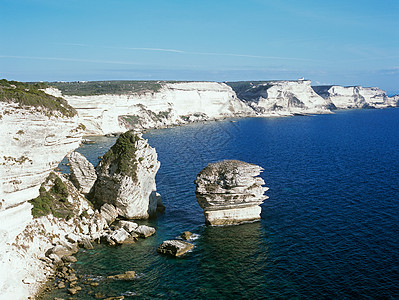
[44,108,399,299]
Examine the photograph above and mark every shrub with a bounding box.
[29,173,74,218]
[0,79,76,117]
[101,131,140,179]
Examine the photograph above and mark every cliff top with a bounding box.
[0,79,76,117]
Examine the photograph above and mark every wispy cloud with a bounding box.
[0,55,141,65]
[57,42,314,62]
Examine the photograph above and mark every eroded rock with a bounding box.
[157,240,194,257]
[195,160,268,225]
[67,151,97,194]
[89,132,161,219]
[134,225,156,238]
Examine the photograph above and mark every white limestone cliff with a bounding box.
[234,80,334,115]
[46,80,399,136]
[195,160,268,225]
[0,103,82,245]
[45,82,255,135]
[313,85,395,109]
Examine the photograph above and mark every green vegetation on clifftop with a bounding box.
[102,131,140,180]
[0,79,76,117]
[50,80,164,96]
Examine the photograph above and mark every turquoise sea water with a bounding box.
[46,109,399,299]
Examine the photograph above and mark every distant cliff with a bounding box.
[46,79,398,136]
[227,80,335,114]
[312,85,398,109]
[45,81,255,135]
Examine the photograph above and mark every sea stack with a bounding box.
[195,160,268,225]
[89,131,163,219]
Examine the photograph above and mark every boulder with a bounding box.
[116,220,138,233]
[67,151,97,194]
[48,253,62,265]
[89,132,161,219]
[66,232,81,244]
[134,225,156,238]
[195,160,268,225]
[100,203,118,225]
[79,237,94,249]
[109,228,135,244]
[62,255,77,263]
[157,240,194,257]
[46,243,78,258]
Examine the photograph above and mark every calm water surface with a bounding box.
[46,109,399,299]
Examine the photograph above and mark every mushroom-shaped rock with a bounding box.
[67,151,97,194]
[89,131,162,219]
[195,160,268,225]
[157,240,194,257]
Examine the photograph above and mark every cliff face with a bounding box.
[46,80,398,135]
[313,85,395,109]
[227,80,334,115]
[46,82,255,135]
[0,103,82,244]
[0,80,84,298]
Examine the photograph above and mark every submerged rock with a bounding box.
[89,131,162,219]
[181,231,192,240]
[67,151,97,194]
[157,240,194,257]
[195,160,268,225]
[107,271,135,280]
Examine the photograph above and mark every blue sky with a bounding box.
[1,0,398,94]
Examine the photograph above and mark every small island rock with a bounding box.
[157,240,194,257]
[195,160,268,225]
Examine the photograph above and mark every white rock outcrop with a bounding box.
[67,151,97,194]
[313,85,395,109]
[90,131,162,219]
[0,102,82,245]
[0,172,101,299]
[45,80,398,135]
[195,160,268,225]
[231,80,333,115]
[46,82,255,135]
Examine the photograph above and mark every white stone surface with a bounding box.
[46,82,255,135]
[67,151,97,194]
[253,80,333,114]
[323,86,393,109]
[91,134,161,219]
[195,160,268,225]
[0,103,82,244]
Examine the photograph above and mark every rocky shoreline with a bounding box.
[1,79,398,299]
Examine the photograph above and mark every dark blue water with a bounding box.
[47,109,399,299]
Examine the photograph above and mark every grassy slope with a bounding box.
[0,79,76,117]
